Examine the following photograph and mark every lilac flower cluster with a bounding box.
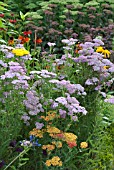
[49,79,86,95]
[30,70,57,78]
[73,39,114,90]
[0,60,7,68]
[85,77,99,85]
[62,38,78,46]
[22,90,44,126]
[51,93,87,121]
[104,96,114,104]
[0,45,14,59]
[1,61,30,89]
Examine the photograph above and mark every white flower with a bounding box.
[47,42,56,47]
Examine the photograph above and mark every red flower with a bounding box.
[0,13,4,18]
[56,133,64,139]
[23,30,32,36]
[67,141,77,148]
[11,13,14,16]
[9,19,17,23]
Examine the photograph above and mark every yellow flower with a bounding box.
[96,46,111,58]
[58,161,62,166]
[42,144,55,151]
[12,48,29,56]
[52,141,62,148]
[45,160,51,167]
[64,132,77,142]
[56,141,62,148]
[80,142,88,148]
[103,66,110,69]
[51,156,60,166]
[47,126,61,134]
[29,128,44,138]
[96,46,104,53]
[47,144,55,151]
[102,49,111,58]
[42,145,47,150]
[45,156,62,167]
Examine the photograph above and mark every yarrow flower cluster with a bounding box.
[45,156,62,167]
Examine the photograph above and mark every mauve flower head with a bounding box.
[59,109,66,118]
[81,42,94,48]
[78,47,94,55]
[85,79,93,85]
[95,85,102,91]
[93,38,104,46]
[104,96,114,104]
[51,101,58,108]
[108,66,114,73]
[55,97,67,105]
[100,92,106,98]
[5,52,14,59]
[30,70,57,78]
[0,60,7,67]
[35,122,44,129]
[72,115,78,121]
[21,114,30,122]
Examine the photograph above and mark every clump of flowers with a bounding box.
[45,156,62,167]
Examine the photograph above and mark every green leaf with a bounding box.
[20,11,25,21]
[0,39,6,44]
[0,19,5,28]
[0,2,8,6]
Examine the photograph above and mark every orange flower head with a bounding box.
[18,35,30,44]
[75,42,82,54]
[35,38,42,44]
[8,37,14,45]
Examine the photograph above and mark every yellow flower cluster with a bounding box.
[64,132,77,142]
[45,156,62,167]
[96,46,111,58]
[12,48,29,56]
[47,126,61,134]
[52,141,62,148]
[80,142,88,149]
[42,144,55,151]
[41,111,59,121]
[29,128,45,138]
